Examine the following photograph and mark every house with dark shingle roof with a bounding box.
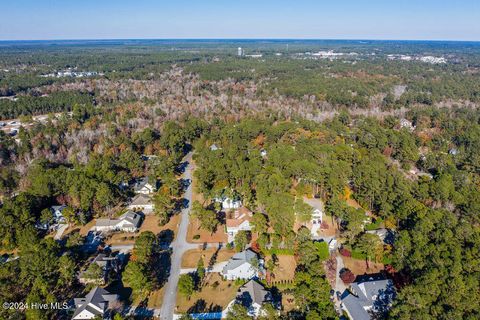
[72,287,118,319]
[341,277,396,320]
[234,279,273,317]
[78,253,119,285]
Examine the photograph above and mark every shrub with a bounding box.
[340,269,355,284]
[339,248,351,257]
[193,234,200,240]
[315,241,330,261]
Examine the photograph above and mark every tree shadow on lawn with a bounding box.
[186,299,222,314]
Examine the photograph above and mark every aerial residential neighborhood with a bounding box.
[1,2,480,320]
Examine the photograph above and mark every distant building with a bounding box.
[221,249,261,280]
[238,47,243,57]
[210,143,221,151]
[399,118,415,131]
[341,277,396,320]
[94,211,142,233]
[72,287,118,320]
[245,54,263,58]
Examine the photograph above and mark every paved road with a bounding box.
[334,254,347,313]
[159,152,197,319]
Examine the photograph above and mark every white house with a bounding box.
[229,280,273,318]
[215,196,242,210]
[94,211,142,233]
[133,177,156,194]
[226,207,253,242]
[210,144,221,151]
[399,118,415,132]
[51,205,67,224]
[221,249,260,280]
[72,287,118,320]
[127,194,154,213]
[302,197,324,237]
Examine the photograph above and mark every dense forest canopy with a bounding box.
[0,40,479,320]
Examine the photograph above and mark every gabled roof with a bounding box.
[129,194,153,206]
[130,193,152,206]
[226,207,253,228]
[72,287,117,319]
[133,177,154,191]
[119,210,142,227]
[222,249,257,273]
[51,205,67,213]
[95,211,142,229]
[342,278,396,320]
[236,279,271,306]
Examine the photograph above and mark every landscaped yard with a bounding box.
[147,287,165,308]
[175,273,240,313]
[105,214,180,245]
[267,255,296,283]
[342,256,384,275]
[181,247,236,268]
[186,217,227,243]
[62,219,96,237]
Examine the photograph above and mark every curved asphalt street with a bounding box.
[159,152,198,319]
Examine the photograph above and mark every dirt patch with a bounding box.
[176,273,239,313]
[342,256,384,275]
[63,220,97,238]
[187,217,227,243]
[267,255,296,282]
[181,248,236,268]
[105,214,180,245]
[147,287,165,308]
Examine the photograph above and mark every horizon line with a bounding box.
[1,37,479,43]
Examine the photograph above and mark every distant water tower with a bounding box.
[237,47,243,57]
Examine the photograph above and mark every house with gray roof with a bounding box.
[78,253,119,285]
[72,287,118,319]
[234,279,273,317]
[221,248,261,280]
[341,277,396,320]
[94,211,142,233]
[127,194,154,213]
[133,177,156,194]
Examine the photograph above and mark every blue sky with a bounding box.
[1,0,479,41]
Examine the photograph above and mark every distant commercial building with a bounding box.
[238,47,243,57]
